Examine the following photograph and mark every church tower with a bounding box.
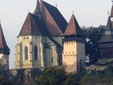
[98,4,113,64]
[0,23,10,70]
[62,14,85,73]
[15,0,68,69]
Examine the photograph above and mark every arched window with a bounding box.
[25,46,28,60]
[34,45,38,60]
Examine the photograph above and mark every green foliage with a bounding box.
[83,25,105,44]
[36,66,113,85]
[37,67,67,85]
[63,75,79,85]
[10,75,21,85]
[0,76,13,85]
[24,80,37,85]
[79,72,113,85]
[82,25,105,64]
[79,66,113,85]
[37,67,81,85]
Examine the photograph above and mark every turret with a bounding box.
[34,0,41,19]
[0,22,10,69]
[62,14,85,73]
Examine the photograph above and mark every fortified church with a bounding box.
[0,0,86,73]
[14,0,86,73]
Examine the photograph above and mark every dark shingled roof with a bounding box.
[99,35,113,43]
[99,17,113,43]
[31,13,51,36]
[42,1,67,33]
[110,6,113,17]
[106,17,113,31]
[0,23,10,55]
[96,5,113,45]
[64,14,84,37]
[18,13,43,36]
[33,0,40,16]
[39,0,67,36]
[31,13,62,47]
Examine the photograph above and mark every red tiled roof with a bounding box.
[40,0,67,36]
[40,1,62,36]
[0,23,10,54]
[18,13,42,36]
[20,0,68,37]
[42,1,67,33]
[64,14,83,36]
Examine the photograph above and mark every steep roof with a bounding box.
[106,17,113,31]
[64,14,83,36]
[0,23,10,55]
[99,17,113,43]
[19,0,68,37]
[99,35,113,43]
[31,13,50,36]
[110,6,113,17]
[110,5,113,29]
[34,0,40,16]
[42,1,67,33]
[40,1,67,36]
[18,13,42,36]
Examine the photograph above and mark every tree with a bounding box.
[37,67,67,85]
[82,25,105,64]
[0,76,13,85]
[62,75,79,85]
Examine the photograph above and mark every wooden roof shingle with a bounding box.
[64,14,84,37]
[18,13,42,36]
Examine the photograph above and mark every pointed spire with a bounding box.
[104,16,113,35]
[64,14,83,36]
[106,17,112,31]
[112,0,113,6]
[34,0,41,18]
[0,22,10,55]
[110,1,113,17]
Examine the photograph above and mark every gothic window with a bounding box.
[25,46,28,60]
[20,43,22,59]
[50,58,53,63]
[34,45,38,60]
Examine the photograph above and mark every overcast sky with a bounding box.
[0,0,112,68]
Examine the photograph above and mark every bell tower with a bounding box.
[62,14,85,73]
[98,4,113,61]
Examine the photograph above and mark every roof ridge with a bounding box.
[111,5,113,17]
[106,16,113,31]
[42,1,62,36]
[30,14,42,36]
[43,1,67,33]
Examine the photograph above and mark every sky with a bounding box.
[0,0,112,69]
